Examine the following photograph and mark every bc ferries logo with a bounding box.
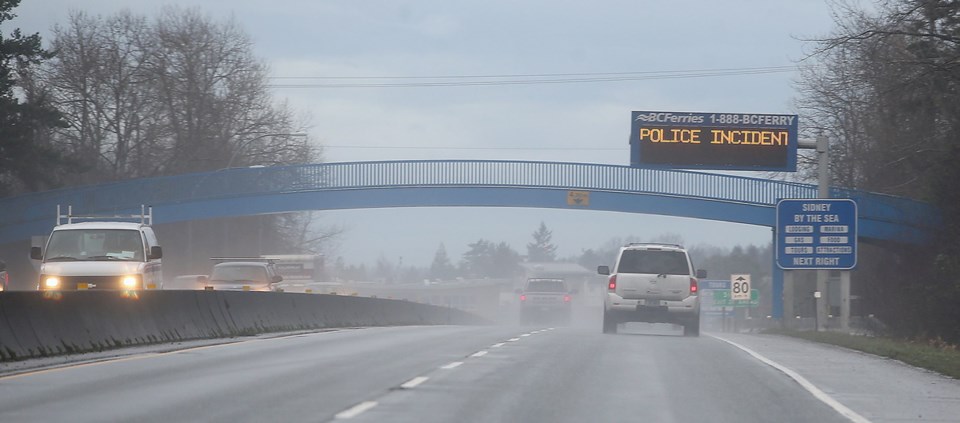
[634,112,705,124]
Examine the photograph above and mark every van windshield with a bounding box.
[45,229,144,262]
[617,250,689,275]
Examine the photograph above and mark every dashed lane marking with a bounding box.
[399,376,429,389]
[470,351,488,358]
[334,401,379,419]
[440,362,463,370]
[491,343,505,348]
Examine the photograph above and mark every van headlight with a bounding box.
[121,276,139,289]
[44,277,61,289]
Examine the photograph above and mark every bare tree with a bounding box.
[796,0,960,340]
[35,7,333,267]
[39,7,318,182]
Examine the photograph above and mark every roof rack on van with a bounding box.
[57,205,153,226]
[624,242,684,249]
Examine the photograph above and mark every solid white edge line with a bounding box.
[710,335,871,423]
[440,361,463,369]
[335,401,379,419]
[491,343,505,348]
[470,350,488,358]
[400,376,430,389]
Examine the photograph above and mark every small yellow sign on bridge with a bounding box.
[567,191,590,207]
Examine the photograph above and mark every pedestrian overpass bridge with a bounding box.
[0,160,937,245]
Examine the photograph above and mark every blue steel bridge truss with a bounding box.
[0,160,940,320]
[0,160,937,245]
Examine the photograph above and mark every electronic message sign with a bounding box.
[630,111,798,171]
[776,199,857,270]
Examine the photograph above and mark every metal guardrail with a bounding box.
[0,160,939,236]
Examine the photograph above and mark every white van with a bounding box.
[30,206,163,291]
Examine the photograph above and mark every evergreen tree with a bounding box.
[0,0,67,195]
[429,243,457,281]
[461,239,521,278]
[526,221,557,262]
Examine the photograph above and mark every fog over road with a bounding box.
[1,324,958,422]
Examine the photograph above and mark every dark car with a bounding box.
[518,278,573,325]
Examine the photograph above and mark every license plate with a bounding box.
[643,299,661,307]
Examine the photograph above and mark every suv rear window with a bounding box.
[525,280,567,292]
[617,250,689,275]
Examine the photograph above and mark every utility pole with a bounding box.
[816,134,830,331]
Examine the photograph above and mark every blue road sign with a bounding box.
[700,279,731,290]
[776,199,857,270]
[630,111,798,171]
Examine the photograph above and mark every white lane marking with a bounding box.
[440,361,463,370]
[507,338,521,342]
[711,335,871,423]
[520,334,531,337]
[399,376,430,389]
[491,343,506,348]
[335,401,379,419]
[470,350,488,358]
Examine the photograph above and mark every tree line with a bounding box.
[1,2,315,194]
[797,0,960,341]
[0,1,326,283]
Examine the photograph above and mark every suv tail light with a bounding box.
[690,278,698,294]
[608,275,617,291]
[563,295,571,302]
[520,294,527,302]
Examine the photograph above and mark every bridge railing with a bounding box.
[0,160,938,235]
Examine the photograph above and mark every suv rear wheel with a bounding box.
[683,317,700,337]
[602,311,617,334]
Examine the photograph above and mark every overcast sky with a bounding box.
[12,0,840,267]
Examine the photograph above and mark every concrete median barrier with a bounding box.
[0,290,486,361]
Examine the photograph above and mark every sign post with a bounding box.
[777,198,857,331]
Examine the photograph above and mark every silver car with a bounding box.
[598,243,705,336]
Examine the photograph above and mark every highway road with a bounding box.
[1,324,958,422]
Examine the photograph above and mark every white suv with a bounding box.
[597,243,705,336]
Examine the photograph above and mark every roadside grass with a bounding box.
[764,329,960,380]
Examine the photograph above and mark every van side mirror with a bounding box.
[696,269,707,279]
[271,275,283,283]
[149,246,163,260]
[30,247,42,260]
[597,265,610,275]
